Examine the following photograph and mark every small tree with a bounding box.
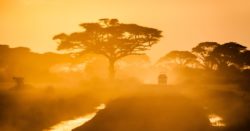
[158,51,197,67]
[53,19,162,78]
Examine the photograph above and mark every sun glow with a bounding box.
[50,63,86,73]
[96,103,106,110]
[45,103,106,131]
[46,113,96,131]
[208,114,226,127]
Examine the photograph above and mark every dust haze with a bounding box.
[0,19,250,131]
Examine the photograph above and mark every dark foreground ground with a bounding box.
[0,82,249,131]
[74,94,212,131]
[74,85,250,131]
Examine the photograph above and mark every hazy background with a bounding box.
[1,1,250,130]
[1,0,250,61]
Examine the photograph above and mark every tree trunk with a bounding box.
[109,59,116,79]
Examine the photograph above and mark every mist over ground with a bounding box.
[0,43,250,131]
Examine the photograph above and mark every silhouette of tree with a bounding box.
[158,51,197,67]
[209,42,246,70]
[53,18,162,78]
[192,42,219,70]
[0,45,9,67]
[239,50,250,68]
[0,44,76,83]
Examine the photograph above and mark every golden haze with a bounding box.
[1,0,250,61]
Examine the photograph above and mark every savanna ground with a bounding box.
[0,77,250,131]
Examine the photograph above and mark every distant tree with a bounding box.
[209,42,247,70]
[239,50,250,68]
[158,51,197,67]
[53,18,162,78]
[0,45,10,67]
[192,42,219,70]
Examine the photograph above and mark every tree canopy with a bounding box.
[192,42,219,69]
[158,51,197,67]
[53,18,162,78]
[209,42,247,70]
[159,42,250,71]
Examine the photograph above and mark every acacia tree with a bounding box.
[209,42,247,70]
[53,19,162,78]
[158,51,197,68]
[240,50,250,68]
[192,42,220,70]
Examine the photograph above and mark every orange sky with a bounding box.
[1,0,250,61]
